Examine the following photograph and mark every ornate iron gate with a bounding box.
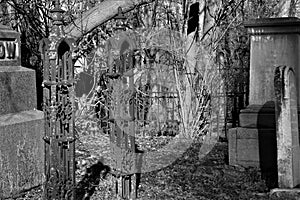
[40,3,76,199]
[96,30,196,199]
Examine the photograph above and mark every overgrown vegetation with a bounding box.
[0,0,297,199]
[0,0,289,135]
[11,141,296,199]
[0,0,101,109]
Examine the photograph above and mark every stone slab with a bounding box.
[228,127,277,169]
[245,19,300,105]
[239,104,300,130]
[228,128,237,165]
[239,104,276,128]
[0,24,21,66]
[270,188,300,199]
[245,17,300,36]
[274,66,300,188]
[229,128,259,167]
[0,110,44,197]
[237,138,260,164]
[239,112,276,128]
[0,66,37,115]
[245,17,300,28]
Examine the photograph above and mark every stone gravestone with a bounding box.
[274,66,300,188]
[0,25,44,197]
[228,18,300,188]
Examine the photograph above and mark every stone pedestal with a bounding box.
[228,18,300,188]
[0,66,38,114]
[0,25,44,197]
[228,103,278,187]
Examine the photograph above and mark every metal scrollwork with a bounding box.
[40,1,76,199]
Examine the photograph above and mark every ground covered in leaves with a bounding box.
[9,135,298,200]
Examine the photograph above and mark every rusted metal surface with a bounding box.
[40,1,76,199]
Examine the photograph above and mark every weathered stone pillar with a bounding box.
[274,66,300,188]
[228,17,300,188]
[0,25,44,197]
[246,18,300,105]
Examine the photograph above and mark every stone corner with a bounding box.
[270,188,300,199]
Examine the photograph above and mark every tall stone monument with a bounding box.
[274,66,300,188]
[0,25,44,197]
[228,17,300,188]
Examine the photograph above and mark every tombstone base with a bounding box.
[228,103,278,188]
[270,188,300,199]
[229,103,277,166]
[228,127,276,168]
[239,103,276,128]
[0,66,38,115]
[0,110,44,198]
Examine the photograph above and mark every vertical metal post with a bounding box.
[40,0,76,199]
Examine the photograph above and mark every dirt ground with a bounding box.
[8,136,299,200]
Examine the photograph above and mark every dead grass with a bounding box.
[11,135,299,200]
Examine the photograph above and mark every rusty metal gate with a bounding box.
[40,3,76,199]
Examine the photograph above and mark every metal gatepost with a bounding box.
[106,33,140,200]
[40,1,76,199]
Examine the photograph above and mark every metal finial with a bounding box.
[50,0,65,25]
[115,7,126,20]
[55,0,60,8]
[115,7,127,30]
[51,0,64,13]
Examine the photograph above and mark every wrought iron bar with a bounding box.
[40,0,76,199]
